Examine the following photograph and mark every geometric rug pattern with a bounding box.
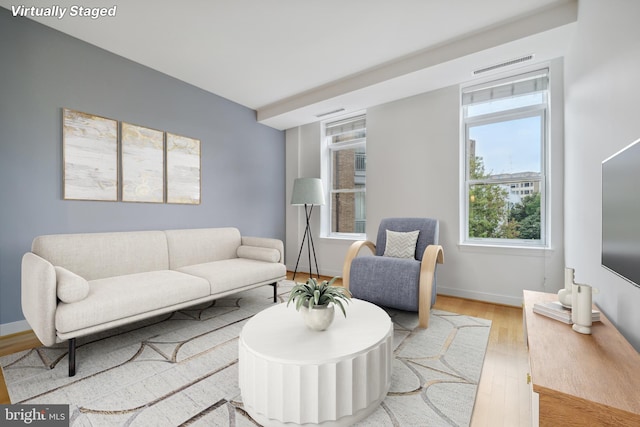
[0,282,491,426]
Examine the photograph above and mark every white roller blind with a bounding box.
[326,115,366,137]
[462,69,548,106]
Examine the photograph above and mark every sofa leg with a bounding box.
[271,282,278,303]
[68,338,76,377]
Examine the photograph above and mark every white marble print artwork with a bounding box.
[121,123,164,203]
[63,109,118,201]
[166,133,201,204]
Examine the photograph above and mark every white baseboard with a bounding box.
[437,286,523,307]
[286,264,342,279]
[286,268,523,307]
[0,319,31,337]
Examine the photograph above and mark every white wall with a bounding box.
[564,0,640,349]
[285,124,355,279]
[286,60,565,306]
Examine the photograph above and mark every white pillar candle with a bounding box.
[571,283,593,334]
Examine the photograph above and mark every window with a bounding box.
[461,69,548,246]
[323,114,366,236]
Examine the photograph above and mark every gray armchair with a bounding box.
[342,218,444,328]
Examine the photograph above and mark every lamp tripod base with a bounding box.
[292,204,320,281]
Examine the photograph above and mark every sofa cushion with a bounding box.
[177,259,286,294]
[237,246,280,263]
[165,228,242,269]
[32,231,169,280]
[55,266,89,303]
[55,270,210,334]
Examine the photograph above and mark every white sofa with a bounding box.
[21,227,286,376]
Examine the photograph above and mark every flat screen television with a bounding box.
[602,138,640,288]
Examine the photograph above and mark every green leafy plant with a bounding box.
[287,277,352,317]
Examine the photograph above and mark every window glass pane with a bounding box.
[331,146,366,233]
[332,148,366,190]
[466,93,544,117]
[331,192,366,233]
[468,183,541,240]
[330,128,365,144]
[468,115,541,176]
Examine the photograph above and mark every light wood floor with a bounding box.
[0,272,530,426]
[434,291,531,427]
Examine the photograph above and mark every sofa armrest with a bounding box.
[21,252,58,346]
[418,244,444,329]
[342,240,376,291]
[241,236,284,263]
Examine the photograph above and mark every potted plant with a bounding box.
[287,277,351,331]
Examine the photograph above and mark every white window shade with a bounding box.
[325,116,366,137]
[462,70,548,106]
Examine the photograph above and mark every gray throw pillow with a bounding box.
[383,230,420,259]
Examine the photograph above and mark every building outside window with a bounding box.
[323,114,366,237]
[461,69,549,246]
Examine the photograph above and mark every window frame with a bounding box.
[321,113,367,239]
[461,70,550,248]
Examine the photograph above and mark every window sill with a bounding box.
[458,242,554,257]
[320,233,366,242]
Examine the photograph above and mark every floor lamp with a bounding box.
[291,178,325,280]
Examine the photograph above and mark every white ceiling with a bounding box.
[1,0,577,129]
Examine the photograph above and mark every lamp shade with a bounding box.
[291,178,325,206]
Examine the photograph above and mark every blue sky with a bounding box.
[469,116,541,175]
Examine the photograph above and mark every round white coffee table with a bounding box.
[239,299,393,427]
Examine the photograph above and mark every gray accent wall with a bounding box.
[0,10,285,326]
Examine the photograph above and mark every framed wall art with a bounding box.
[121,122,164,203]
[63,108,118,201]
[166,133,201,204]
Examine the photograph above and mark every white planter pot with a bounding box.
[301,304,335,331]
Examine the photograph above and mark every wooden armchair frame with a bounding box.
[342,240,444,328]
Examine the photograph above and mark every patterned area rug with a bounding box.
[1,282,491,426]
